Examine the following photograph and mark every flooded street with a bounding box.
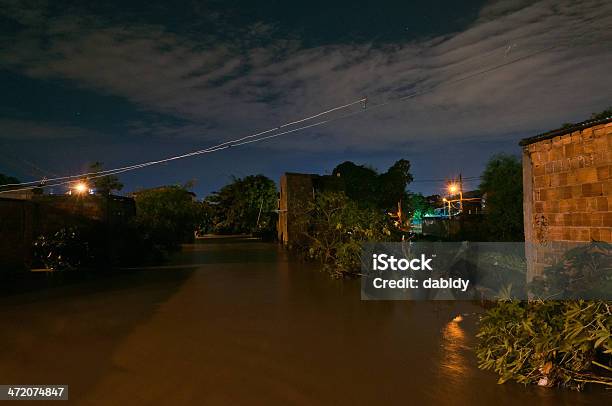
[0,237,608,405]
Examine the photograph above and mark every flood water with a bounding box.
[0,237,608,405]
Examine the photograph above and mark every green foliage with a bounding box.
[133,185,199,250]
[377,159,414,210]
[477,300,612,390]
[530,242,612,299]
[33,227,90,271]
[0,172,20,190]
[332,159,413,211]
[301,191,391,278]
[407,193,436,221]
[88,161,123,194]
[479,153,524,241]
[332,161,378,206]
[590,107,612,121]
[204,175,277,235]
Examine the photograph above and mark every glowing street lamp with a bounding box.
[446,181,463,213]
[442,197,450,217]
[72,181,89,195]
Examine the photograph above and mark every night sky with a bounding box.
[1,0,611,197]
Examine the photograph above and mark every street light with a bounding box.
[447,180,463,213]
[72,181,89,195]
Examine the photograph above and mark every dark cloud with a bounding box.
[0,0,610,194]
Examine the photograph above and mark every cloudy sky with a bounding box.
[1,0,611,196]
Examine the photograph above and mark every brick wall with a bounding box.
[522,118,612,276]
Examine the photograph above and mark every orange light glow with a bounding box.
[73,182,89,195]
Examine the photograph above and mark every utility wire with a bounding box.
[0,31,594,194]
[0,98,366,188]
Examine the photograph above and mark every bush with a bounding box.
[476,300,612,390]
[300,192,391,278]
[133,186,200,251]
[529,241,612,299]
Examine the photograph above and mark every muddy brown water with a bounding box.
[0,237,609,405]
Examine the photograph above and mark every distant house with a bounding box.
[460,190,486,215]
[419,190,485,238]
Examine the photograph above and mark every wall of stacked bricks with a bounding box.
[523,121,612,275]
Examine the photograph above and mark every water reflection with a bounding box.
[1,238,608,405]
[440,316,470,381]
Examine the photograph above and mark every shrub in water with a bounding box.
[476,300,612,390]
[33,227,90,271]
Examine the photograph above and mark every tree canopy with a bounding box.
[204,175,277,235]
[479,153,524,241]
[331,159,413,211]
[88,161,123,194]
[0,172,19,189]
[133,185,199,249]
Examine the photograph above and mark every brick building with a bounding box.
[520,115,611,276]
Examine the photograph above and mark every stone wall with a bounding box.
[521,118,612,276]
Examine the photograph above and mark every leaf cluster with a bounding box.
[477,300,612,390]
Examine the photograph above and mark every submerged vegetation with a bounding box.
[294,159,414,278]
[300,191,391,278]
[477,300,612,390]
[202,175,277,237]
[33,227,91,271]
[133,185,200,251]
[478,242,612,390]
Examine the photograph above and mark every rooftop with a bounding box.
[519,115,612,146]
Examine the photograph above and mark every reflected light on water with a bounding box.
[440,315,470,380]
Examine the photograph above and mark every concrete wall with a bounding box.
[522,119,612,276]
[0,195,135,273]
[0,198,35,272]
[277,173,314,246]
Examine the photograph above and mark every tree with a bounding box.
[301,191,390,277]
[331,159,414,211]
[479,153,524,241]
[88,162,123,195]
[0,173,19,189]
[376,159,413,210]
[332,161,378,207]
[590,107,612,121]
[133,185,199,250]
[406,193,436,221]
[204,175,277,235]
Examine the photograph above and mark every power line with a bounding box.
[0,31,594,193]
[0,98,366,188]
